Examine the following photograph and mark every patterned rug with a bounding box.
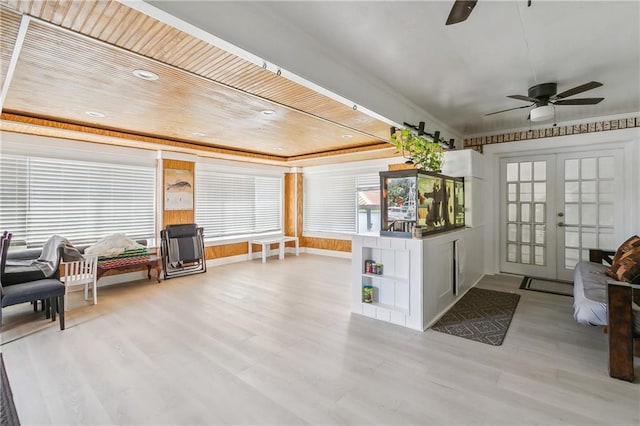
[1,353,20,426]
[519,276,573,297]
[431,288,520,346]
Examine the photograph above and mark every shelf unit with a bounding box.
[352,228,484,331]
[352,236,423,329]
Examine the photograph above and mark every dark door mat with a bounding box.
[430,287,520,346]
[520,276,574,297]
[1,353,20,426]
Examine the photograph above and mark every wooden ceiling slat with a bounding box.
[58,0,83,29]
[0,6,21,90]
[102,7,137,44]
[87,1,121,39]
[135,24,174,57]
[112,12,148,48]
[39,0,60,23]
[130,20,170,54]
[2,0,392,158]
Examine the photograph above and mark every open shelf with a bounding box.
[361,273,409,283]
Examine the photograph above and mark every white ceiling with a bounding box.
[144,0,640,136]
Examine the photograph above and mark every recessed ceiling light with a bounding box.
[342,134,354,139]
[192,132,206,137]
[261,109,276,116]
[85,111,105,118]
[132,69,159,81]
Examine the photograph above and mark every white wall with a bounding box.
[481,127,640,275]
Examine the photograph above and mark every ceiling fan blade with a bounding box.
[553,97,604,106]
[555,81,603,99]
[507,94,539,103]
[485,104,532,116]
[446,0,478,25]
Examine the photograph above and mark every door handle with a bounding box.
[557,222,565,227]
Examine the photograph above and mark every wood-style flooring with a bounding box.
[1,254,638,425]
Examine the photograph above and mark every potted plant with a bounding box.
[391,128,444,172]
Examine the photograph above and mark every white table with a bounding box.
[248,236,299,263]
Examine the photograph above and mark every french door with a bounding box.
[500,150,623,281]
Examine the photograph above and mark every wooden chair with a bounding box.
[61,254,98,310]
[0,233,66,330]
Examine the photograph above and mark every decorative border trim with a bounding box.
[463,116,640,153]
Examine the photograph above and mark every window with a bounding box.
[357,174,381,234]
[195,164,282,238]
[303,172,380,235]
[0,154,156,248]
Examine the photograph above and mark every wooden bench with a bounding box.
[589,249,640,382]
[97,254,162,283]
[248,236,299,263]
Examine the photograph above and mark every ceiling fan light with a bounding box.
[530,105,554,122]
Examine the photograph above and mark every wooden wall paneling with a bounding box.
[205,242,248,260]
[1,113,287,164]
[301,237,351,253]
[284,172,303,249]
[162,159,194,227]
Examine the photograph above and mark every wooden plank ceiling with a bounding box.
[0,0,396,163]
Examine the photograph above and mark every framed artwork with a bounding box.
[164,168,193,210]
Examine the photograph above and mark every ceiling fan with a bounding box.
[445,0,532,26]
[485,81,604,122]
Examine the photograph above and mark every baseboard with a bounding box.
[303,247,351,259]
[205,246,350,266]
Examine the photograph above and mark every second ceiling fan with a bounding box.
[485,81,605,121]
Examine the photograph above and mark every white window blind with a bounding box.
[304,174,357,234]
[195,165,282,238]
[0,154,156,248]
[356,173,380,189]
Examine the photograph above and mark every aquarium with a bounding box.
[380,169,464,238]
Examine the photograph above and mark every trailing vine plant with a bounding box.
[391,128,444,172]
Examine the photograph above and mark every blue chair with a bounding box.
[0,233,66,330]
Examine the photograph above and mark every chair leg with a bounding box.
[58,296,65,330]
[50,297,56,322]
[45,299,51,319]
[93,280,97,305]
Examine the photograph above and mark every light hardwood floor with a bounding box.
[1,254,638,425]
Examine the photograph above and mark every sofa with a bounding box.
[573,239,640,382]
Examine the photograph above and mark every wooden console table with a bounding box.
[96,255,162,283]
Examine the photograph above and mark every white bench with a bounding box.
[248,236,299,263]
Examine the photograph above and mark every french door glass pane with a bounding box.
[581,204,597,226]
[565,159,580,180]
[534,246,544,265]
[520,182,532,202]
[533,183,546,202]
[533,161,546,181]
[507,163,518,181]
[521,204,531,222]
[565,181,579,202]
[520,162,532,181]
[581,158,596,179]
[534,204,545,223]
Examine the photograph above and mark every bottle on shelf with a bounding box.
[362,285,373,303]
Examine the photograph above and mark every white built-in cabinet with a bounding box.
[352,227,483,331]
